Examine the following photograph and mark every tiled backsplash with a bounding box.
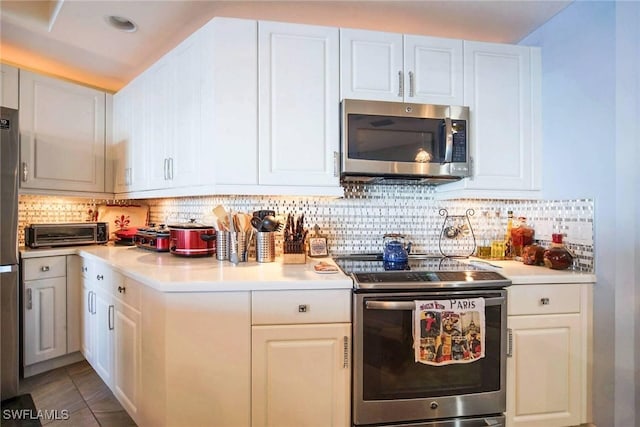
[18,184,594,272]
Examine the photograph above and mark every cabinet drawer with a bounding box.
[508,284,581,315]
[252,290,350,325]
[112,275,141,310]
[23,256,66,281]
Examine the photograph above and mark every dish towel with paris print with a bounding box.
[414,298,485,366]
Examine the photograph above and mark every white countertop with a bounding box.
[21,244,354,292]
[465,258,596,285]
[20,245,596,292]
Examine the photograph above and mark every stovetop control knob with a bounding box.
[429,401,438,410]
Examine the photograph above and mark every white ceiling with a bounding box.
[0,0,572,92]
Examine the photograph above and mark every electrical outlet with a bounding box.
[533,219,553,241]
[565,221,593,245]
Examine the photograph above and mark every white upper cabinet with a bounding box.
[112,84,132,193]
[200,17,258,186]
[340,29,463,105]
[19,70,106,193]
[437,41,542,199]
[1,64,19,109]
[164,32,202,189]
[258,21,340,187]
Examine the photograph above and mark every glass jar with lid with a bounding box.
[543,233,573,270]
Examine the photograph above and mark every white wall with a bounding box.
[520,1,638,426]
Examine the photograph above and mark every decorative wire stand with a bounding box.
[438,208,477,258]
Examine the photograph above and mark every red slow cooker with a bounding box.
[168,220,216,257]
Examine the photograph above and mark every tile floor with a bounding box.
[19,360,136,426]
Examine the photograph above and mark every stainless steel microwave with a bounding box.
[340,99,470,184]
[24,222,109,248]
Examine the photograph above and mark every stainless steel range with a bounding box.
[334,254,511,427]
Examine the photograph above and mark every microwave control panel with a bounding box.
[451,120,467,163]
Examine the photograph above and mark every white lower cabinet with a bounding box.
[23,276,67,366]
[80,260,141,425]
[252,323,351,427]
[506,284,592,427]
[22,255,82,374]
[251,290,351,427]
[112,276,141,422]
[92,285,114,386]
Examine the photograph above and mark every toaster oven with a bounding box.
[24,222,109,248]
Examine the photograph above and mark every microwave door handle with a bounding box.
[444,117,453,163]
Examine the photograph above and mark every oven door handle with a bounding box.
[365,297,505,311]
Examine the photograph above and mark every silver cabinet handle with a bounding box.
[88,290,95,314]
[397,70,404,97]
[22,162,28,182]
[108,305,114,330]
[87,291,92,313]
[540,297,550,305]
[26,288,32,310]
[343,336,349,369]
[168,157,174,180]
[507,328,513,357]
[163,158,168,180]
[40,265,50,272]
[408,71,415,97]
[333,151,339,177]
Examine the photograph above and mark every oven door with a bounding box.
[353,290,507,426]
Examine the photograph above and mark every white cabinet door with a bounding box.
[143,58,172,191]
[259,21,340,187]
[23,277,67,366]
[112,85,133,193]
[167,32,202,189]
[19,70,106,193]
[507,314,582,427]
[66,255,82,354]
[340,30,463,105]
[200,17,258,186]
[113,77,147,193]
[81,281,95,364]
[113,300,141,422]
[252,323,351,427]
[1,64,19,109]
[404,35,463,105]
[340,28,403,102]
[439,42,541,198]
[93,286,113,387]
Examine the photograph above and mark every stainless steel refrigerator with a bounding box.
[0,106,19,401]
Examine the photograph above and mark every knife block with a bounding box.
[283,240,306,264]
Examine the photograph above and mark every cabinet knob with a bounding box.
[298,304,308,313]
[117,286,126,294]
[40,265,50,272]
[97,274,104,280]
[540,297,550,305]
[82,266,88,272]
